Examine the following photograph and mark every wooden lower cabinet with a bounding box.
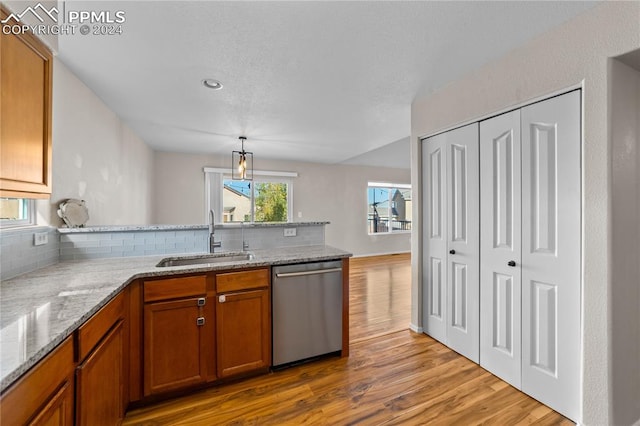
[216,288,271,378]
[28,380,74,426]
[0,337,75,425]
[143,298,212,396]
[76,320,124,426]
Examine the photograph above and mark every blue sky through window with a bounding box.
[224,180,251,196]
[368,187,389,208]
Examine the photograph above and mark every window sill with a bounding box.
[368,230,411,236]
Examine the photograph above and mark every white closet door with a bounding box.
[445,123,480,363]
[521,91,580,420]
[480,109,522,387]
[422,133,447,343]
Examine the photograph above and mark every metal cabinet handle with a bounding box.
[449,250,456,255]
[196,317,205,326]
[219,295,226,303]
[508,260,516,267]
[197,297,206,307]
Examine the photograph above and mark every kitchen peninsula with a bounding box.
[0,224,351,424]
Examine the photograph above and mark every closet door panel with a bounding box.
[422,134,447,343]
[445,123,480,363]
[480,109,522,387]
[521,90,580,421]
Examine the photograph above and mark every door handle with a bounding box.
[508,260,516,267]
[449,250,456,255]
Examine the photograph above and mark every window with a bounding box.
[367,182,411,234]
[0,198,36,228]
[222,179,290,223]
[205,168,296,223]
[223,180,252,222]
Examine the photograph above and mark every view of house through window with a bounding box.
[223,180,289,223]
[0,198,35,227]
[223,180,251,222]
[367,183,411,234]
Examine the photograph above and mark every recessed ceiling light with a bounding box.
[202,79,223,90]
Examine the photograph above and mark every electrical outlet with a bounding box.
[34,232,48,246]
[297,211,302,218]
[283,228,297,237]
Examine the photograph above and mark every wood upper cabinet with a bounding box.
[75,291,127,426]
[0,6,53,198]
[142,275,214,396]
[0,336,75,425]
[216,269,271,378]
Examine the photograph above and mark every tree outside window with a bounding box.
[255,183,288,222]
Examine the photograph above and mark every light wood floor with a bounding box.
[349,254,412,343]
[124,254,572,425]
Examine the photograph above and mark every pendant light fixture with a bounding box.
[232,136,253,181]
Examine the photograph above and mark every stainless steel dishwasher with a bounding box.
[272,260,343,368]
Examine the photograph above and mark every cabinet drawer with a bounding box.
[216,269,269,293]
[77,292,125,361]
[144,275,206,302]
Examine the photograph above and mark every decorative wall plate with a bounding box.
[57,199,89,228]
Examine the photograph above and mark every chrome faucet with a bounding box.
[241,221,249,251]
[209,210,221,253]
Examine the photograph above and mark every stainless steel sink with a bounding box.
[156,252,255,267]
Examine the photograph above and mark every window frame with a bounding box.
[0,198,37,229]
[367,182,412,236]
[204,168,297,224]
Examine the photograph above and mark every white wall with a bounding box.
[410,2,640,425]
[37,58,154,226]
[610,58,640,426]
[154,151,410,257]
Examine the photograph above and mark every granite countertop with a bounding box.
[57,222,330,233]
[0,245,351,392]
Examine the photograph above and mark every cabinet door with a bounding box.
[480,109,522,387]
[28,380,74,426]
[521,91,580,420]
[76,321,124,426]
[216,289,270,378]
[422,133,447,343]
[0,6,52,197]
[144,298,208,395]
[0,337,74,426]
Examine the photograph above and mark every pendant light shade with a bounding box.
[232,136,253,181]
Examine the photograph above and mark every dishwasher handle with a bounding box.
[275,267,342,278]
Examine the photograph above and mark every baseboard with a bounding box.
[351,251,411,259]
[409,323,423,333]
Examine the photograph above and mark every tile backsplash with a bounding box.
[0,227,59,281]
[0,224,326,279]
[59,229,209,261]
[59,225,325,261]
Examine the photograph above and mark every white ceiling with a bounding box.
[58,1,598,166]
